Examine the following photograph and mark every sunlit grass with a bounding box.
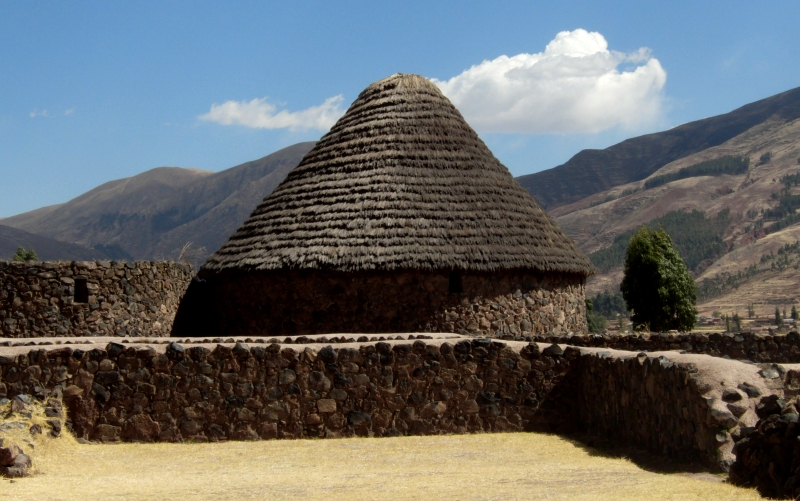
[2,432,762,500]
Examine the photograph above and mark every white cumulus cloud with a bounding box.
[29,108,48,118]
[432,29,667,134]
[198,95,345,131]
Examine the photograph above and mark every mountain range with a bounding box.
[517,86,800,210]
[0,224,108,262]
[3,86,800,317]
[1,142,315,265]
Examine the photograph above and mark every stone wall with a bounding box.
[0,261,193,338]
[173,269,587,338]
[729,394,800,498]
[0,335,774,471]
[0,337,573,443]
[531,331,800,364]
[554,348,774,470]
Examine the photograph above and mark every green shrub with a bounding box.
[12,246,38,262]
[620,226,697,332]
[585,298,607,333]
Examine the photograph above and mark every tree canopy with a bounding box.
[12,246,38,262]
[620,226,697,332]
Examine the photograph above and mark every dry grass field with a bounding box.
[2,432,762,501]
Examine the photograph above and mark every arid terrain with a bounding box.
[553,109,800,315]
[5,432,760,501]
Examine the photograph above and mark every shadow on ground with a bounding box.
[562,433,728,481]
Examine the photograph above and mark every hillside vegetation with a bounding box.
[643,156,749,189]
[588,209,731,274]
[552,85,800,316]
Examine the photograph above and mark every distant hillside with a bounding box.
[550,92,800,317]
[0,224,108,261]
[0,142,316,264]
[517,86,800,210]
[588,209,731,274]
[5,85,800,320]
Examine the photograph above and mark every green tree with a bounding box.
[620,226,697,332]
[585,298,606,333]
[792,305,798,321]
[12,246,38,262]
[776,307,782,326]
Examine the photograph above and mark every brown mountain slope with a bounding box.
[555,110,800,314]
[517,86,800,210]
[0,224,109,261]
[694,224,800,317]
[0,142,316,262]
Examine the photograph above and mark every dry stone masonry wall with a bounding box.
[0,261,193,338]
[0,335,777,471]
[730,392,800,498]
[532,331,800,364]
[176,269,586,338]
[554,349,777,470]
[0,338,573,443]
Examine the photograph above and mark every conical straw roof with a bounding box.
[203,74,594,275]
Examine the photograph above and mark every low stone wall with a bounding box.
[0,261,193,338]
[0,334,778,471]
[555,348,774,470]
[532,331,800,364]
[729,394,800,498]
[0,336,574,443]
[173,269,587,338]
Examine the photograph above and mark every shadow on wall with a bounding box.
[171,269,588,338]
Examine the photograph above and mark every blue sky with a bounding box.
[1,1,799,217]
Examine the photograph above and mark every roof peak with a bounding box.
[364,73,441,94]
[202,73,594,276]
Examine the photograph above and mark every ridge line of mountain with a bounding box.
[516,85,800,210]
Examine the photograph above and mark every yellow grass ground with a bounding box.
[1,432,761,501]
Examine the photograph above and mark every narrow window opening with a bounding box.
[448,270,463,294]
[74,278,89,303]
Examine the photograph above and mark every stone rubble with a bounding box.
[0,392,64,478]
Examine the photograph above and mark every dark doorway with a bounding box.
[448,270,463,294]
[74,278,89,303]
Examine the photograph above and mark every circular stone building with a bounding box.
[173,74,594,339]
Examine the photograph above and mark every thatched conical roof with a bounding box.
[203,74,594,275]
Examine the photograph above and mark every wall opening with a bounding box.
[74,278,89,303]
[448,270,463,294]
